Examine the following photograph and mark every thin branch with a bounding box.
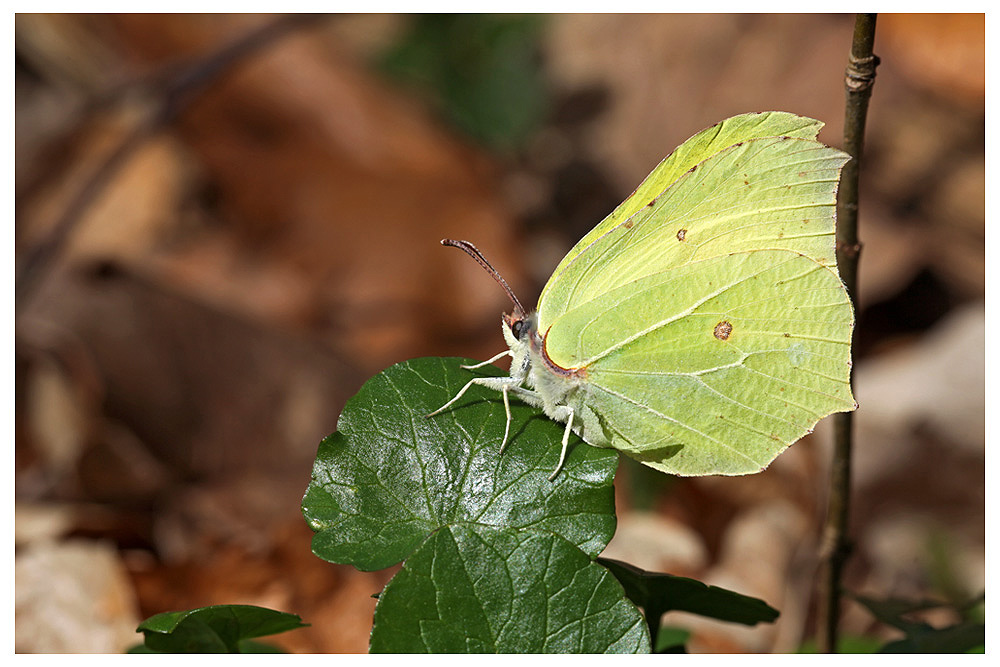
[14,13,327,314]
[818,13,878,654]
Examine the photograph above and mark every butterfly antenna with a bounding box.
[441,239,526,317]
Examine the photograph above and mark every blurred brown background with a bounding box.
[14,13,984,653]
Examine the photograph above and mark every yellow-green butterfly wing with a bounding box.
[539,110,837,317]
[537,112,855,476]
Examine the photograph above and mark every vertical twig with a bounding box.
[818,13,878,654]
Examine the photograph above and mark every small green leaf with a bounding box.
[878,622,985,654]
[852,595,950,632]
[369,524,650,653]
[303,357,619,571]
[598,558,779,626]
[135,605,306,653]
[852,594,986,653]
[236,639,289,653]
[126,644,158,653]
[654,626,691,653]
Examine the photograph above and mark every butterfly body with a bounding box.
[507,309,612,445]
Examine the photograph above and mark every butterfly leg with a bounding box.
[548,406,576,481]
[460,350,512,370]
[428,378,543,458]
[496,384,546,455]
[499,384,512,454]
[426,376,520,418]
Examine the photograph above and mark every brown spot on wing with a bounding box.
[714,321,733,341]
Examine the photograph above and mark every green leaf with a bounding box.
[654,626,691,653]
[852,594,986,653]
[598,558,779,625]
[369,524,650,653]
[879,622,985,654]
[852,595,948,631]
[135,605,306,653]
[236,639,289,653]
[126,644,158,653]
[303,357,619,571]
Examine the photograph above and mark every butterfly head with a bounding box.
[503,309,532,340]
[502,309,541,359]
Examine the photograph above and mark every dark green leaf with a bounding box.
[598,558,779,626]
[852,594,949,632]
[879,622,985,654]
[303,357,618,571]
[852,594,986,653]
[236,639,288,653]
[135,605,306,653]
[654,626,690,653]
[369,524,650,653]
[126,644,157,653]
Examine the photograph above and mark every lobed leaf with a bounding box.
[303,357,619,571]
[369,524,650,653]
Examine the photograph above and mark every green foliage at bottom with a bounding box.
[853,594,985,653]
[301,358,784,653]
[133,605,307,654]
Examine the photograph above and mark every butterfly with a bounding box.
[429,112,857,480]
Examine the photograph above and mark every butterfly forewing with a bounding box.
[538,111,830,311]
[537,135,850,331]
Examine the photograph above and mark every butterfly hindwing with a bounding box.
[544,250,855,475]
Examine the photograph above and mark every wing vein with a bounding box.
[593,384,763,467]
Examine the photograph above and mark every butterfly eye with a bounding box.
[511,319,525,339]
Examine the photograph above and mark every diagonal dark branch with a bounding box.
[817,12,879,654]
[14,13,327,314]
